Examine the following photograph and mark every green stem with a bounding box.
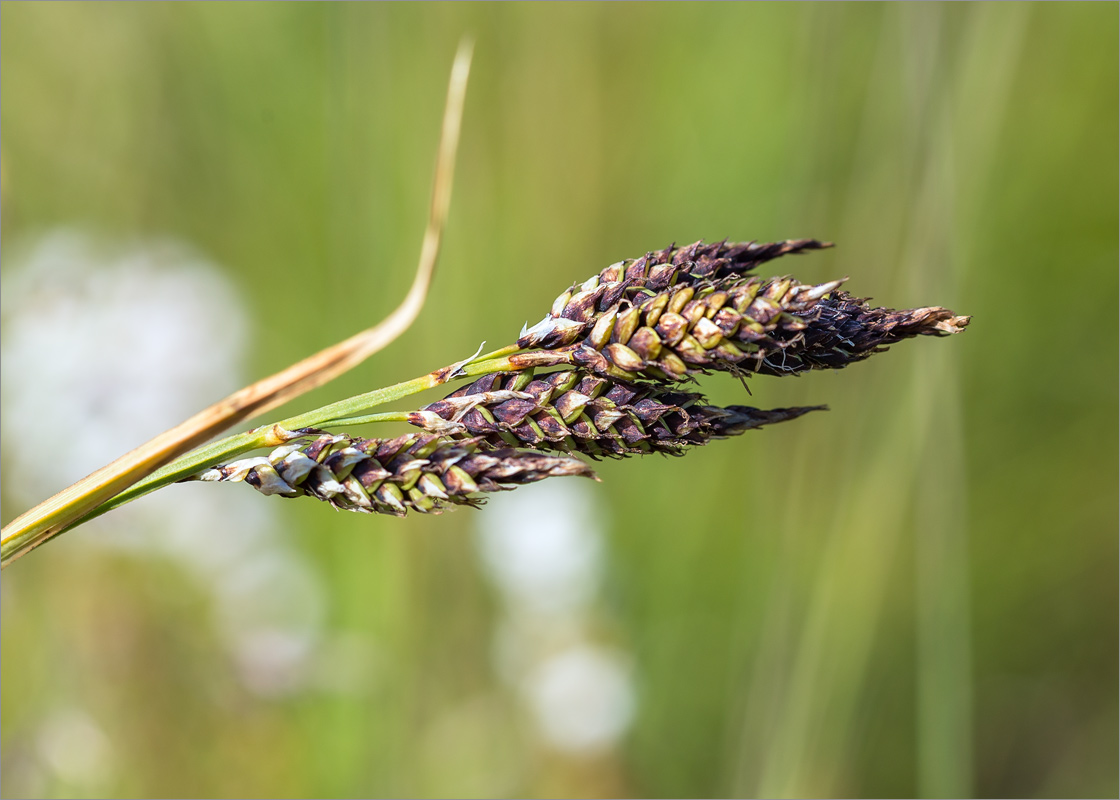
[8,346,579,559]
[474,343,521,363]
[318,411,412,427]
[71,430,271,524]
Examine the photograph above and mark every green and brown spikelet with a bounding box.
[518,239,970,381]
[409,369,823,458]
[196,432,594,515]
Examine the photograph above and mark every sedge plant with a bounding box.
[0,43,969,568]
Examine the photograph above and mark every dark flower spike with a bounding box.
[411,370,825,458]
[608,238,833,284]
[519,272,968,382]
[744,291,971,376]
[196,432,595,516]
[518,239,968,384]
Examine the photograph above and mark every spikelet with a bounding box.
[564,279,969,381]
[195,432,595,516]
[518,239,969,382]
[410,370,824,458]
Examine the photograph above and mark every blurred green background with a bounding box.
[1,2,1116,798]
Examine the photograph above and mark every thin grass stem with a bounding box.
[316,411,412,427]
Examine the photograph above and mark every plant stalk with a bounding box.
[0,348,567,565]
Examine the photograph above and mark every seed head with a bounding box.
[412,370,825,458]
[525,275,969,382]
[195,432,595,516]
[517,239,969,382]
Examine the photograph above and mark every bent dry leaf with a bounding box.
[0,40,475,567]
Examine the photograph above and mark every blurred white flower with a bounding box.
[1,230,247,502]
[475,479,606,620]
[212,549,327,697]
[36,708,115,788]
[523,645,635,754]
[0,229,341,699]
[474,466,636,755]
